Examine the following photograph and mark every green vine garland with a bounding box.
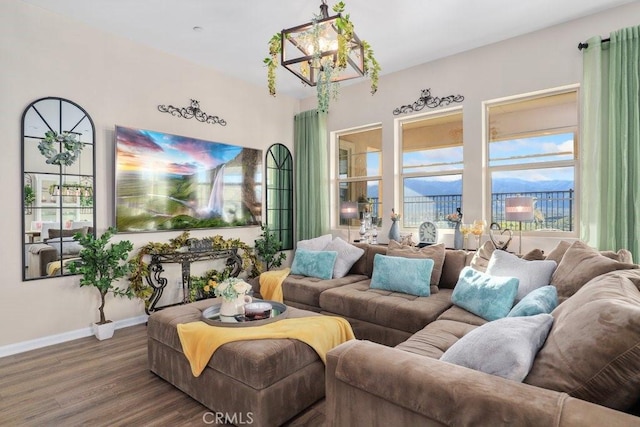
[37,130,84,166]
[128,231,260,307]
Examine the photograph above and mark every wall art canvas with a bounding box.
[115,125,262,232]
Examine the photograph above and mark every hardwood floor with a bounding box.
[0,324,326,426]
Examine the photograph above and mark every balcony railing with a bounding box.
[402,189,574,231]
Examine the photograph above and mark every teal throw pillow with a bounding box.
[451,267,519,321]
[290,249,338,280]
[370,254,434,297]
[508,285,558,317]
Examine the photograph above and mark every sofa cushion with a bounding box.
[370,254,433,297]
[387,241,445,294]
[441,314,554,382]
[525,270,640,411]
[324,237,365,279]
[508,286,558,317]
[451,267,519,321]
[290,249,337,280]
[550,241,638,302]
[320,282,454,334]
[545,240,572,265]
[47,227,88,239]
[439,250,473,289]
[46,237,83,256]
[283,274,368,309]
[470,241,545,273]
[396,318,481,359]
[486,250,557,301]
[546,240,634,267]
[469,241,496,273]
[296,234,332,251]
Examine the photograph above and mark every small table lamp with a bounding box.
[505,196,534,255]
[340,201,359,242]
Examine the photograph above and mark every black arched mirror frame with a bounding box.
[22,97,96,281]
[265,143,293,250]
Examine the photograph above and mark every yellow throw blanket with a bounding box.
[177,315,355,377]
[259,267,290,302]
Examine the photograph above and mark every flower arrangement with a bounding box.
[390,208,401,222]
[446,207,463,223]
[208,277,252,302]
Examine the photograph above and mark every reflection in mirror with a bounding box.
[22,97,95,281]
[266,143,293,250]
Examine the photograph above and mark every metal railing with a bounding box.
[401,189,574,231]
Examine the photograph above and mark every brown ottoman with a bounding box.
[147,299,325,427]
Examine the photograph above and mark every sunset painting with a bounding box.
[115,126,262,232]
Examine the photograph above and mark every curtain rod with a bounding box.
[578,37,610,50]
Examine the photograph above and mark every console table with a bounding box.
[145,248,243,313]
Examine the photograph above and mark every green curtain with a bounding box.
[581,25,640,259]
[294,109,329,241]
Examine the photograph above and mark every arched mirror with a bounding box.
[266,143,293,250]
[22,97,96,281]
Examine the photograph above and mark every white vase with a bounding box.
[93,322,115,340]
[219,295,253,317]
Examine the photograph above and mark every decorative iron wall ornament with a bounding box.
[393,88,464,115]
[158,99,227,126]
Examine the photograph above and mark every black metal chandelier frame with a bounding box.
[280,1,365,87]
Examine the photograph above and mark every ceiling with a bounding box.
[22,0,635,99]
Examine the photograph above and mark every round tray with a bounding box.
[201,300,288,327]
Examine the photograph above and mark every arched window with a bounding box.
[266,144,293,250]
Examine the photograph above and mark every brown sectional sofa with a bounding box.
[278,241,640,426]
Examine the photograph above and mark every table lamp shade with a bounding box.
[505,197,534,222]
[340,201,359,220]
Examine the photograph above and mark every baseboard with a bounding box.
[0,315,149,358]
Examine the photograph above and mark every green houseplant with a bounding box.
[68,227,134,340]
[253,224,286,274]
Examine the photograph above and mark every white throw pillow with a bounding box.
[486,250,557,301]
[296,234,333,251]
[440,313,554,382]
[324,237,365,278]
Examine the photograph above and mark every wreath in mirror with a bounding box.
[37,130,84,166]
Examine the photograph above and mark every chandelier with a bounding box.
[49,180,93,198]
[266,1,380,111]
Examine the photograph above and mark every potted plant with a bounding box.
[253,224,286,275]
[68,227,135,340]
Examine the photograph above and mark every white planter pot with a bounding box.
[93,321,115,340]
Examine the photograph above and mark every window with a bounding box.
[400,110,463,228]
[487,89,578,233]
[266,144,293,250]
[336,126,382,229]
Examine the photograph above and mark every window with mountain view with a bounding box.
[401,110,463,228]
[487,89,578,233]
[337,126,382,229]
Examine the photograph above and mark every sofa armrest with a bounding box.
[326,340,639,427]
[27,244,58,278]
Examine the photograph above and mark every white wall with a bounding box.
[0,0,299,348]
[303,2,640,253]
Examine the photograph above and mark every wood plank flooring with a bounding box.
[0,324,326,426]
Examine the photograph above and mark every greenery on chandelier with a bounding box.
[37,130,84,166]
[264,1,380,112]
